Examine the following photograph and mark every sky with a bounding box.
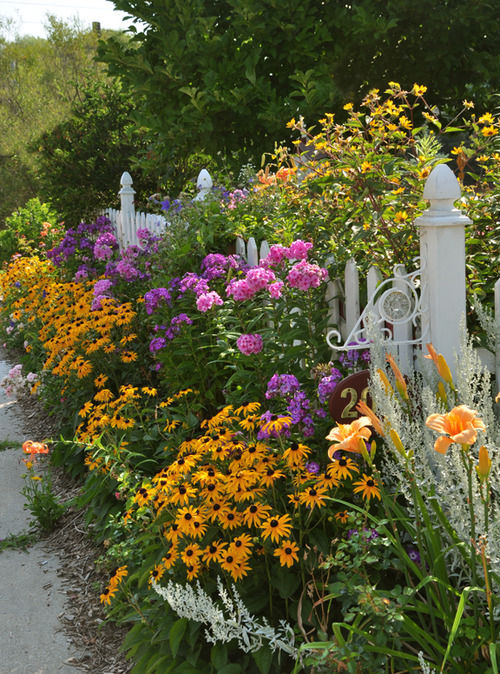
[0,0,136,39]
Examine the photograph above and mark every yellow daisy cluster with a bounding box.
[77,386,193,447]
[124,403,357,584]
[99,565,128,605]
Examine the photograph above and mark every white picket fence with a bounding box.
[105,166,500,384]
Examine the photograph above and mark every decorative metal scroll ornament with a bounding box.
[326,261,428,351]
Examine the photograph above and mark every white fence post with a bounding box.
[119,171,135,249]
[416,164,471,376]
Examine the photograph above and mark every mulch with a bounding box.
[18,392,135,674]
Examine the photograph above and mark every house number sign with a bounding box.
[328,370,372,423]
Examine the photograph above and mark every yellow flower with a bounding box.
[425,405,486,454]
[478,112,494,125]
[412,84,427,97]
[343,102,354,111]
[394,210,408,224]
[481,126,498,137]
[260,513,292,543]
[273,540,299,568]
[463,100,474,109]
[352,473,381,501]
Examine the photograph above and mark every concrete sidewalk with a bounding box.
[0,356,84,673]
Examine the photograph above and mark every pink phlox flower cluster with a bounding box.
[262,240,313,268]
[245,267,276,292]
[236,333,263,355]
[226,278,254,301]
[287,259,328,290]
[268,281,284,299]
[226,267,276,301]
[196,291,224,312]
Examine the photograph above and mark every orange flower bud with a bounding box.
[476,445,491,481]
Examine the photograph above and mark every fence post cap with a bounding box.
[197,169,213,190]
[119,171,135,194]
[423,163,461,202]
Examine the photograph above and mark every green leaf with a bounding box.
[210,643,228,669]
[253,645,273,674]
[169,618,188,658]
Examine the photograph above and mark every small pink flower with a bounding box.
[226,279,255,301]
[236,333,263,355]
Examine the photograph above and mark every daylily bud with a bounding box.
[389,429,407,458]
[476,445,491,482]
[377,369,393,395]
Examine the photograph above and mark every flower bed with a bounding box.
[1,85,499,673]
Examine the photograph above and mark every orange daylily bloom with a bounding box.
[326,417,372,457]
[425,405,486,454]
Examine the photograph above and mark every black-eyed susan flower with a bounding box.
[141,386,157,396]
[99,585,117,605]
[168,483,198,506]
[180,542,202,565]
[202,540,227,565]
[242,502,271,527]
[334,510,350,524]
[149,563,166,586]
[353,474,381,501]
[217,508,241,530]
[227,533,253,560]
[273,540,299,568]
[282,442,311,467]
[186,562,201,581]
[260,513,292,543]
[298,485,328,510]
[329,456,359,481]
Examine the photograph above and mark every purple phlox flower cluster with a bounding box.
[196,291,224,312]
[115,258,140,281]
[144,288,172,315]
[265,373,301,399]
[236,333,263,355]
[317,367,343,403]
[93,232,118,261]
[91,278,114,311]
[287,389,315,437]
[200,253,243,281]
[160,198,182,213]
[136,228,160,254]
[179,273,210,296]
[48,217,114,266]
[74,267,89,282]
[339,341,371,370]
[287,259,328,291]
[150,314,193,350]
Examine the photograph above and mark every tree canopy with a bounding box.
[99,0,500,174]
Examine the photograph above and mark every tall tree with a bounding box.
[0,17,108,223]
[99,0,499,176]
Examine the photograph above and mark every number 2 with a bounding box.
[340,386,369,419]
